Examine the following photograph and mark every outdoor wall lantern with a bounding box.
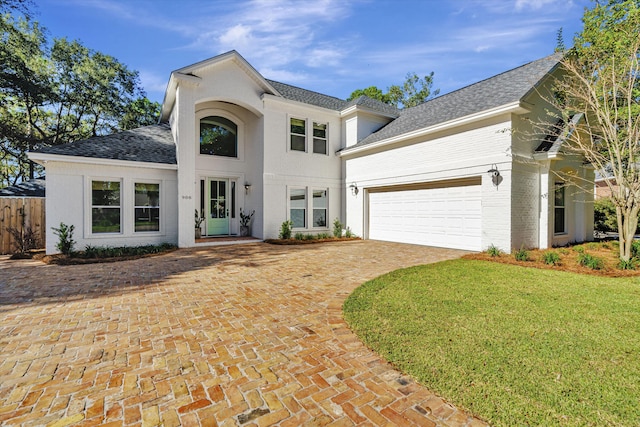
[487,164,501,187]
[244,183,251,194]
[349,182,359,196]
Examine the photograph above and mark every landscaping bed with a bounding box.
[264,237,360,245]
[33,243,177,265]
[465,240,640,277]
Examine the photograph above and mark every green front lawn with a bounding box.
[343,259,640,426]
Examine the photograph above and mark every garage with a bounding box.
[367,178,482,251]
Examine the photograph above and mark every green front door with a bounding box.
[207,179,229,235]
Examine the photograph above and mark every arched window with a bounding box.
[200,116,237,157]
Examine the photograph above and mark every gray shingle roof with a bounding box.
[351,53,563,148]
[31,124,176,165]
[0,178,45,197]
[266,79,348,110]
[343,95,400,116]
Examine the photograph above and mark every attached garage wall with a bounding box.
[367,178,481,250]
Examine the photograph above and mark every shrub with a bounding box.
[303,233,317,240]
[78,243,176,259]
[279,220,293,239]
[317,232,331,239]
[332,218,343,238]
[294,232,304,240]
[486,244,502,257]
[594,197,618,233]
[7,226,39,254]
[514,247,530,261]
[344,227,355,238]
[618,257,637,270]
[573,245,585,253]
[542,251,561,266]
[52,222,75,255]
[632,240,640,258]
[577,253,604,270]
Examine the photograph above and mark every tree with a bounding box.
[0,14,146,183]
[387,72,439,108]
[119,97,161,130]
[347,72,439,108]
[548,0,640,262]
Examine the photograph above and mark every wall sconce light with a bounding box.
[349,182,359,196]
[244,183,251,194]
[487,164,501,187]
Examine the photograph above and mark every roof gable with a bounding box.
[30,124,176,165]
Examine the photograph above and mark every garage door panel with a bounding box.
[368,183,481,251]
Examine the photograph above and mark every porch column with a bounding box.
[175,76,201,248]
[539,161,551,249]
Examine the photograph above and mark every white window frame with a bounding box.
[312,122,328,155]
[289,116,307,152]
[88,178,123,236]
[311,188,329,229]
[134,181,162,233]
[195,109,245,162]
[554,182,567,235]
[288,187,307,229]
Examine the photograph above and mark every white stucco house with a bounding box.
[29,50,594,254]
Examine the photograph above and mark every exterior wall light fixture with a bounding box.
[244,183,251,194]
[487,164,501,187]
[349,183,359,196]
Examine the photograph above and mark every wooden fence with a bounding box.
[0,197,46,255]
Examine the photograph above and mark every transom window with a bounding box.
[554,182,566,234]
[290,189,306,228]
[290,118,306,152]
[313,189,327,227]
[134,183,160,232]
[92,180,121,233]
[313,122,327,155]
[200,116,237,157]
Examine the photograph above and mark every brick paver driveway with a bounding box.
[1,241,487,427]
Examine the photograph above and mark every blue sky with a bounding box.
[34,0,591,105]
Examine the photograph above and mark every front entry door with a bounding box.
[207,179,229,235]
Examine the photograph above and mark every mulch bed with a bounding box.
[32,248,177,265]
[464,241,640,277]
[264,237,361,245]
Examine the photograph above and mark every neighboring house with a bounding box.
[0,177,46,197]
[28,50,594,254]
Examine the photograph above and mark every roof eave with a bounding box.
[339,104,399,119]
[340,101,531,157]
[27,152,178,170]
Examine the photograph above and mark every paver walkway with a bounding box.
[0,241,488,427]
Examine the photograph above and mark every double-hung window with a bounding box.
[312,189,327,227]
[290,189,306,228]
[92,180,121,233]
[554,182,566,234]
[312,122,327,154]
[290,118,306,152]
[134,183,160,232]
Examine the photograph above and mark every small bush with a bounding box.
[594,197,618,233]
[7,226,39,254]
[542,251,561,266]
[558,248,570,255]
[632,240,640,258]
[52,222,75,255]
[332,218,343,238]
[573,245,585,253]
[577,253,604,270]
[344,227,355,238]
[317,232,331,239]
[279,220,293,239]
[77,243,176,259]
[303,233,317,240]
[618,258,637,270]
[294,232,304,240]
[487,244,502,257]
[514,247,530,262]
[586,242,599,251]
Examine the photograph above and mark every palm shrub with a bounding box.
[332,218,343,238]
[52,222,75,255]
[279,220,293,239]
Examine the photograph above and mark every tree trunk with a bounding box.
[617,205,640,262]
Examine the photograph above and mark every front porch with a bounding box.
[194,235,262,247]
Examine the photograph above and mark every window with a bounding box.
[554,183,566,234]
[200,116,237,157]
[290,189,306,228]
[92,180,121,233]
[313,189,327,227]
[290,118,306,152]
[313,122,327,155]
[134,183,160,232]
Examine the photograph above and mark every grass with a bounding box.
[343,259,640,426]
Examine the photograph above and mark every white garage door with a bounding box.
[368,180,482,251]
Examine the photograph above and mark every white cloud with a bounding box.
[515,0,564,11]
[139,70,169,96]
